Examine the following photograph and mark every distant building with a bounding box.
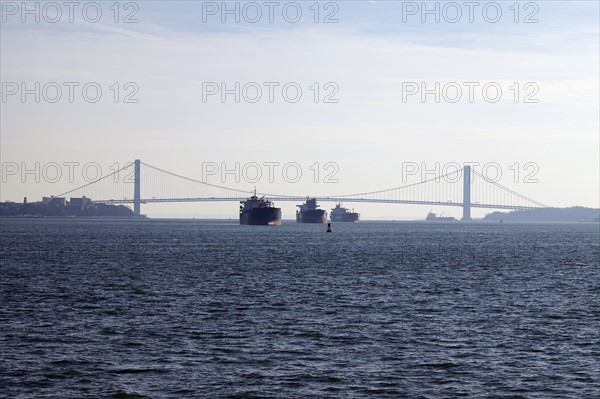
[69,197,92,208]
[1,196,134,217]
[42,196,66,207]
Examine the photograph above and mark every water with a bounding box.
[1,218,599,398]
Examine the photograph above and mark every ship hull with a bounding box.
[330,213,359,222]
[296,209,327,224]
[240,207,282,225]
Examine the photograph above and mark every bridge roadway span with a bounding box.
[99,197,539,210]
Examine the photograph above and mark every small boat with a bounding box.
[425,211,456,222]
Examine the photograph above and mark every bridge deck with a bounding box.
[97,197,542,210]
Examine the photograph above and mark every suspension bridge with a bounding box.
[54,159,548,220]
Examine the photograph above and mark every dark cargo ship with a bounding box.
[239,190,281,225]
[296,198,327,224]
[330,203,360,222]
[425,211,456,222]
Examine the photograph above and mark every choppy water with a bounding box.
[1,218,599,398]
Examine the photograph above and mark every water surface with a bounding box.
[1,219,599,398]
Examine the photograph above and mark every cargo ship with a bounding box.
[239,190,281,225]
[296,198,327,224]
[330,203,360,222]
[425,211,456,222]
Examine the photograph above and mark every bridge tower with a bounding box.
[462,165,471,221]
[134,159,141,217]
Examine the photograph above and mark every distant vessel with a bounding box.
[296,198,327,224]
[425,211,456,222]
[330,203,360,222]
[239,190,281,225]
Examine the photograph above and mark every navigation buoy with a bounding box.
[326,223,332,233]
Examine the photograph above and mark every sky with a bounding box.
[1,0,599,219]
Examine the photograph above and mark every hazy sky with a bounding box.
[1,1,598,219]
